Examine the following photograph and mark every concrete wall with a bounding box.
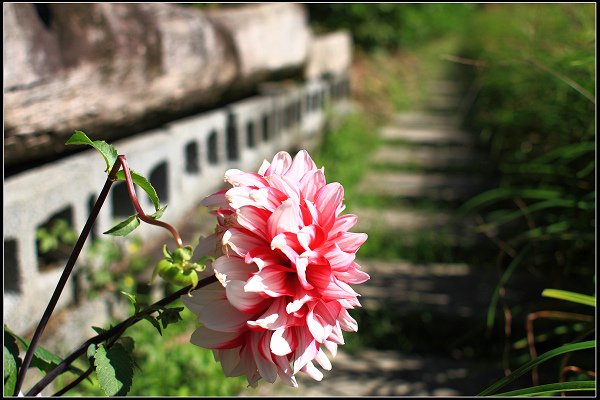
[3,73,351,336]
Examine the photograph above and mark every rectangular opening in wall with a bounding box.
[207,130,219,165]
[261,114,270,141]
[185,141,200,174]
[112,181,136,219]
[36,206,77,272]
[149,161,169,203]
[226,114,239,161]
[4,239,21,294]
[246,120,256,148]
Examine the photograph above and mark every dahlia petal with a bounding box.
[321,275,360,301]
[301,360,324,381]
[251,333,278,384]
[336,232,369,253]
[334,262,371,284]
[315,347,332,371]
[295,257,314,290]
[268,199,302,238]
[226,280,266,313]
[245,265,294,297]
[244,246,284,269]
[324,243,356,270]
[216,348,242,376]
[265,151,293,176]
[299,168,326,202]
[236,206,271,240]
[225,169,268,188]
[258,159,271,176]
[293,327,319,374]
[323,339,338,357]
[315,183,344,230]
[338,308,359,332]
[249,187,287,212]
[224,186,257,209]
[266,174,301,204]
[223,228,264,258]
[213,256,255,285]
[270,327,294,356]
[286,149,317,181]
[247,298,287,330]
[330,213,358,236]
[273,355,298,387]
[271,232,301,263]
[328,322,345,345]
[307,301,340,343]
[190,327,243,349]
[200,189,228,207]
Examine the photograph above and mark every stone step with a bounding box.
[357,259,494,317]
[242,348,501,396]
[427,80,464,97]
[393,111,461,129]
[425,94,461,113]
[357,171,492,202]
[381,126,475,146]
[353,207,451,233]
[371,146,487,170]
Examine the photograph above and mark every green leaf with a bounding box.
[120,291,140,313]
[486,246,531,331]
[149,205,167,220]
[91,326,108,335]
[94,343,134,396]
[143,315,163,336]
[492,380,596,396]
[103,215,140,237]
[66,131,118,173]
[115,169,160,211]
[477,340,596,396]
[158,307,184,330]
[4,328,21,397]
[5,326,63,374]
[542,289,595,307]
[4,347,18,397]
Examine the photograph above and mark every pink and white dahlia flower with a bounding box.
[182,150,369,388]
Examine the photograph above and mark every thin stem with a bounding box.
[117,155,183,248]
[14,161,123,396]
[27,275,218,396]
[52,367,93,396]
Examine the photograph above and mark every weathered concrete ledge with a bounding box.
[4,3,349,169]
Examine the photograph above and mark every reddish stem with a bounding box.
[117,155,183,248]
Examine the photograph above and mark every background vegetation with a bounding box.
[49,3,595,396]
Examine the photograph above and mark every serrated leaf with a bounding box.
[103,215,140,237]
[5,326,62,374]
[143,316,162,336]
[66,131,118,173]
[158,307,184,330]
[115,169,160,211]
[87,344,97,362]
[4,328,21,397]
[94,343,134,397]
[92,326,108,335]
[114,337,134,354]
[149,205,167,220]
[4,346,18,397]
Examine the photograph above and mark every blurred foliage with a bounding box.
[458,3,595,290]
[308,4,477,52]
[54,302,246,396]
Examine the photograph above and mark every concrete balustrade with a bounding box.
[3,74,350,336]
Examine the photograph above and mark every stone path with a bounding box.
[238,75,506,396]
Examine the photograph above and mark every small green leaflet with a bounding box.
[158,307,184,330]
[103,215,141,237]
[66,131,163,212]
[94,342,134,396]
[66,131,118,174]
[4,326,63,374]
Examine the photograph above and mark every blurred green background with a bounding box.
[54,3,595,396]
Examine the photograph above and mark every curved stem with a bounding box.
[117,155,183,248]
[13,161,122,396]
[27,275,218,396]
